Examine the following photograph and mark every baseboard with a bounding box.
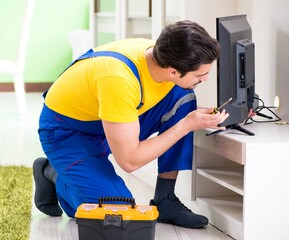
[0,82,53,92]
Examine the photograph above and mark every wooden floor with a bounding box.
[0,92,233,240]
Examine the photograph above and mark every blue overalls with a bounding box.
[38,49,197,217]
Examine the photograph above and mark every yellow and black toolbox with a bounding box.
[75,197,159,240]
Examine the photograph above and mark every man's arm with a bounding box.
[102,107,228,172]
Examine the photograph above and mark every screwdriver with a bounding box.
[211,97,232,114]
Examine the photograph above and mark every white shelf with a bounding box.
[165,16,179,23]
[94,14,152,38]
[128,16,151,21]
[194,125,289,239]
[95,12,115,18]
[95,13,151,21]
[127,17,151,36]
[94,13,116,33]
[197,195,243,226]
[197,167,244,195]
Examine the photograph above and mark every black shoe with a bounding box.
[33,157,63,216]
[150,193,208,229]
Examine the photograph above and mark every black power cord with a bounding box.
[244,96,282,125]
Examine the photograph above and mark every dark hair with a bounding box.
[153,20,220,77]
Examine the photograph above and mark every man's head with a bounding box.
[153,20,220,78]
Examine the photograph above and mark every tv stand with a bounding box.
[206,123,255,136]
[193,123,289,239]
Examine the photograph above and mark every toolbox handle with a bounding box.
[98,197,136,209]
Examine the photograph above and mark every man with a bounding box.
[33,20,229,229]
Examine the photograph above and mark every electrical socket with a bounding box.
[274,95,280,109]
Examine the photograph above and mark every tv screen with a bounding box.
[216,15,258,135]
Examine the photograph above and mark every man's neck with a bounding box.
[145,47,166,83]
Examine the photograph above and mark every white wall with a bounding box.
[247,0,289,120]
[178,0,239,108]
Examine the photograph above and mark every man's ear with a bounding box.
[167,67,179,78]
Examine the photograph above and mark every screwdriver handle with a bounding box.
[210,108,219,114]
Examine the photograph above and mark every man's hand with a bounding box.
[181,107,229,132]
[247,108,256,118]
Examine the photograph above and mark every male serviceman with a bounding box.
[33,20,229,228]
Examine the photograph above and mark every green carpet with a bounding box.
[0,166,33,240]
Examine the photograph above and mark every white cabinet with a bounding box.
[193,123,289,240]
[89,0,201,46]
[89,0,153,46]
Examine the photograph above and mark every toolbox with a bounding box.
[75,197,159,240]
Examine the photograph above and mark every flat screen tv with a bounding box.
[216,14,258,135]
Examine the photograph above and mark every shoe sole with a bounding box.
[158,216,208,229]
[33,157,63,216]
[150,198,208,229]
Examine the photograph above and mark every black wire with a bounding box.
[244,96,282,125]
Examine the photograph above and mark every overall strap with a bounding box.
[58,49,143,109]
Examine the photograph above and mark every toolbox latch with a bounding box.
[104,214,122,227]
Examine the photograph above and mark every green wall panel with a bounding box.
[0,0,115,83]
[0,0,89,83]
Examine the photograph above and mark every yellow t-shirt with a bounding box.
[45,38,175,122]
